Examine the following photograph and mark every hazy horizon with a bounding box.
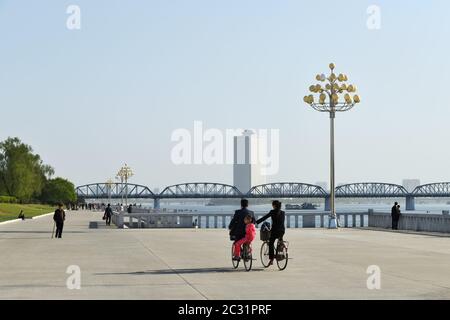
[1,1,449,189]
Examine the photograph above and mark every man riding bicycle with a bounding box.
[228,199,256,246]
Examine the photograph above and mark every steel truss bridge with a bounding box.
[76,182,450,211]
[75,183,155,199]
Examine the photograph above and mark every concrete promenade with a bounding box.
[0,210,449,299]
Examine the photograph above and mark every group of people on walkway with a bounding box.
[49,202,121,238]
[50,199,402,242]
[228,199,285,266]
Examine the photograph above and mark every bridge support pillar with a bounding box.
[406,195,415,211]
[324,196,331,212]
[153,198,160,210]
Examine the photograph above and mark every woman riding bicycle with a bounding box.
[256,200,285,266]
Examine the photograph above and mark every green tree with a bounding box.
[0,137,54,201]
[40,177,77,205]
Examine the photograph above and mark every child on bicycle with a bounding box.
[233,214,256,260]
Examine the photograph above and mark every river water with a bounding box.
[101,200,449,228]
[116,201,450,215]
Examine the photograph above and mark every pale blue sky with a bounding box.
[1,1,449,189]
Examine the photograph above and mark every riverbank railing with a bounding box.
[368,211,450,233]
[111,209,450,233]
[111,211,370,229]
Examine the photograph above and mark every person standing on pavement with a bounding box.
[53,203,66,239]
[104,204,113,226]
[391,202,400,230]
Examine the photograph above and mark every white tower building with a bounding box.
[233,130,265,194]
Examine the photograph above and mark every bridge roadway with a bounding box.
[0,210,449,299]
[76,181,450,211]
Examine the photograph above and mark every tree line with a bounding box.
[0,137,76,204]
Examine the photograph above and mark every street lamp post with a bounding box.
[116,164,134,206]
[105,178,114,203]
[115,175,124,205]
[303,63,360,229]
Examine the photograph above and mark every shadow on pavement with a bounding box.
[95,267,265,275]
[0,231,87,234]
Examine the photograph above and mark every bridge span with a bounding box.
[76,182,450,211]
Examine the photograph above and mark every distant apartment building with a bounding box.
[233,130,265,194]
[402,179,421,193]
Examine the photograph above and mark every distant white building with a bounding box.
[402,179,421,193]
[233,130,265,194]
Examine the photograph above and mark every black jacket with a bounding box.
[391,205,400,219]
[257,209,285,233]
[53,209,65,224]
[228,208,255,240]
[104,207,113,217]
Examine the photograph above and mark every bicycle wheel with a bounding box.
[260,242,271,268]
[276,241,288,271]
[243,244,253,271]
[231,243,239,269]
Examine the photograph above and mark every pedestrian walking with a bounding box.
[53,203,66,239]
[104,204,113,226]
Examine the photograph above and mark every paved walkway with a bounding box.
[0,211,449,299]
